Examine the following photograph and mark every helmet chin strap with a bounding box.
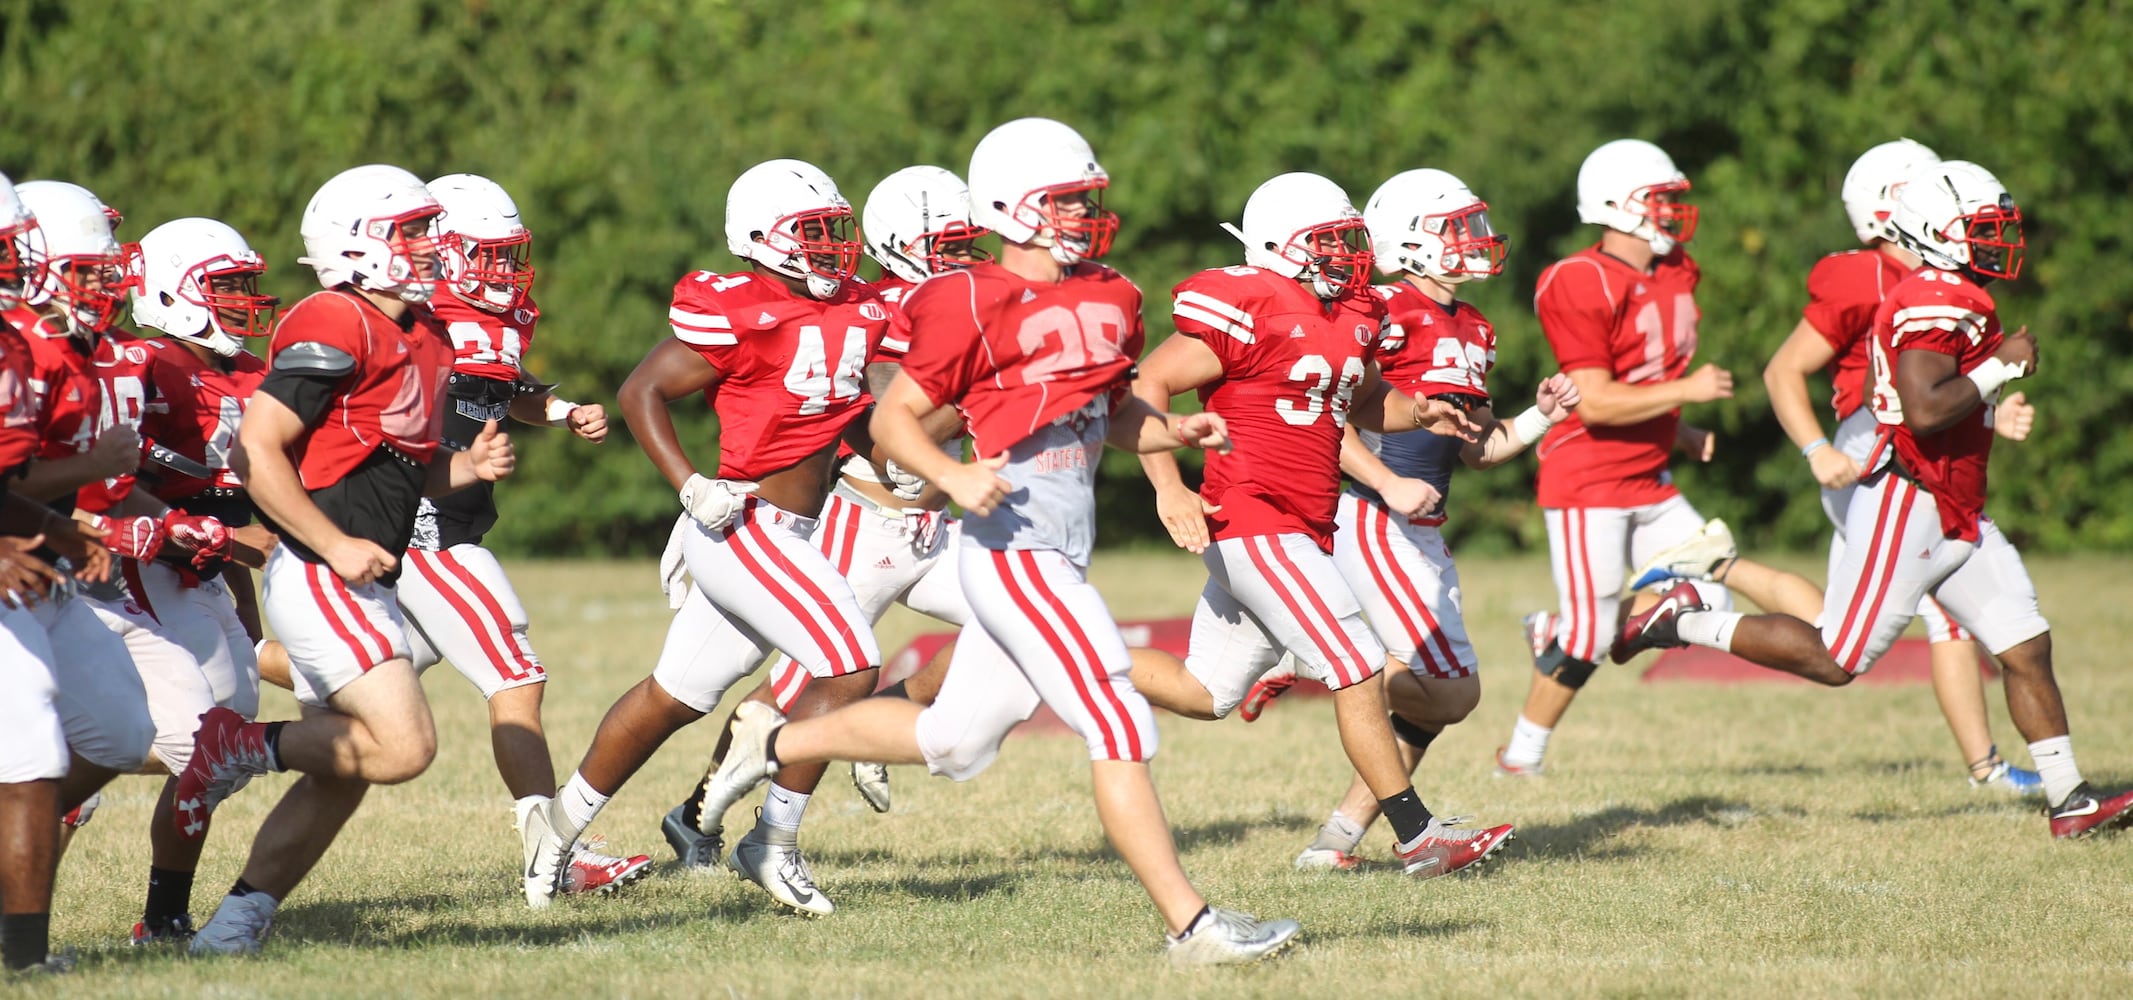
[804,273,843,299]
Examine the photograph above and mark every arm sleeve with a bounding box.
[1533,260,1619,372]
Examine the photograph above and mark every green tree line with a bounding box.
[5,0,2128,556]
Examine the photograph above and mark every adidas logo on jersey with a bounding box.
[1020,289,1039,304]
[758,311,777,324]
[1289,324,1306,339]
[1634,283,1647,296]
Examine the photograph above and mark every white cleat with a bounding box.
[1628,518,1737,592]
[515,796,568,909]
[1166,907,1302,967]
[851,761,892,813]
[727,824,834,917]
[1293,846,1360,871]
[696,701,785,832]
[189,892,277,956]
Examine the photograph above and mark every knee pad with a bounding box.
[1389,713,1439,752]
[1537,645,1599,689]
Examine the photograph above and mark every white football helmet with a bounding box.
[1364,168,1506,283]
[12,180,131,335]
[1891,160,2024,280]
[1841,139,1941,244]
[0,173,38,308]
[862,166,992,283]
[429,173,534,312]
[296,164,445,303]
[967,117,1119,265]
[1219,172,1372,299]
[1576,139,1697,255]
[725,159,861,300]
[131,218,277,356]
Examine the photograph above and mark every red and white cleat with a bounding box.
[1494,745,1544,778]
[562,838,654,896]
[2047,784,2133,840]
[1396,817,1516,878]
[172,708,271,840]
[1293,846,1360,871]
[1238,674,1296,723]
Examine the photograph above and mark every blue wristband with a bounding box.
[1800,437,1829,457]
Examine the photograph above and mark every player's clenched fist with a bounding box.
[1808,445,1862,490]
[1994,391,2035,442]
[469,420,516,481]
[566,402,609,443]
[1681,363,1733,403]
[1376,477,1443,519]
[1994,326,2037,375]
[1175,411,1231,454]
[1536,372,1580,420]
[324,534,397,586]
[938,454,1012,517]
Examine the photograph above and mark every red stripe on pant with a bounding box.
[1830,477,1905,670]
[1354,499,1441,675]
[122,559,157,622]
[306,563,382,670]
[1245,535,1371,689]
[725,510,870,677]
[435,550,540,679]
[993,549,1131,760]
[1569,509,1596,661]
[1840,479,1916,674]
[1370,502,1465,677]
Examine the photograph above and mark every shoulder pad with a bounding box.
[271,341,357,377]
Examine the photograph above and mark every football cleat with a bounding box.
[189,892,276,956]
[515,798,568,909]
[2047,783,2133,840]
[129,914,194,946]
[695,701,785,833]
[1165,907,1302,967]
[1293,846,1360,871]
[1610,581,1708,664]
[1970,759,2045,797]
[728,823,834,916]
[60,792,100,830]
[1494,745,1545,778]
[660,803,724,871]
[1628,519,1737,592]
[1238,671,1297,723]
[850,761,892,814]
[561,837,653,896]
[7,954,74,976]
[1396,817,1516,878]
[172,707,271,840]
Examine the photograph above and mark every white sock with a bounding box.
[1503,715,1552,767]
[1674,610,1742,651]
[555,773,610,844]
[760,783,811,833]
[2028,736,2083,806]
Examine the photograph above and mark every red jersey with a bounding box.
[667,271,889,481]
[1532,245,1701,509]
[1803,248,1909,419]
[0,323,39,476]
[266,290,454,490]
[899,262,1144,456]
[1172,266,1387,551]
[872,274,918,359]
[138,340,266,504]
[1867,268,2003,542]
[73,331,159,513]
[20,324,100,465]
[434,291,538,381]
[1373,282,1495,399]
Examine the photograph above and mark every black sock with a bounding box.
[230,877,266,898]
[1389,713,1439,753]
[144,866,195,924]
[262,721,288,771]
[1176,904,1211,939]
[678,778,706,831]
[1379,788,1434,844]
[2,913,51,969]
[878,680,910,700]
[765,726,785,770]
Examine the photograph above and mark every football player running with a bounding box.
[176,165,515,954]
[1258,169,1576,869]
[1127,171,1509,878]
[1493,140,1825,776]
[529,159,890,916]
[1616,161,2133,839]
[1761,140,2041,795]
[695,117,1302,966]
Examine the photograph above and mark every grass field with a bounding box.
[26,552,2133,998]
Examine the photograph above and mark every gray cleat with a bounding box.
[728,823,834,916]
[1166,907,1302,967]
[850,761,892,813]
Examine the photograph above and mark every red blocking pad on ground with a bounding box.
[1641,637,1997,685]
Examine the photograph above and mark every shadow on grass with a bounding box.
[246,891,783,951]
[1305,917,1480,944]
[1049,813,1320,864]
[1511,795,1769,861]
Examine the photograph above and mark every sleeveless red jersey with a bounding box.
[138,340,266,503]
[1532,245,1701,509]
[433,291,538,381]
[898,261,1143,456]
[267,290,454,490]
[666,271,889,481]
[1868,268,2004,542]
[1803,248,1909,420]
[1172,265,1387,551]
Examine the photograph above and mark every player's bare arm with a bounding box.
[235,391,394,586]
[0,494,112,583]
[507,391,607,443]
[0,533,61,605]
[1763,319,1860,487]
[845,360,963,468]
[12,421,140,502]
[1130,333,1227,552]
[1463,373,1580,469]
[618,337,726,490]
[1340,423,1440,516]
[1106,393,1229,455]
[870,370,1008,515]
[1347,367,1482,441]
[1563,362,1731,427]
[1894,327,2034,435]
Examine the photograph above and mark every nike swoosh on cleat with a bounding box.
[2058,799,2100,817]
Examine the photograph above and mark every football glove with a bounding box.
[679,474,759,532]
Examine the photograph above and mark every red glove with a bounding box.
[85,513,166,562]
[163,512,232,569]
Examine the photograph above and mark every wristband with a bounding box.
[544,397,579,427]
[1509,405,1555,446]
[1800,437,1829,458]
[1964,357,2026,401]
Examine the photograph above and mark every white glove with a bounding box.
[884,459,926,502]
[659,515,691,610]
[679,473,759,532]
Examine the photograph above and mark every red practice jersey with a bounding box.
[899,261,1143,454]
[434,291,538,381]
[19,324,100,466]
[0,323,39,476]
[666,271,889,481]
[1532,245,1701,509]
[1374,281,1495,399]
[73,331,159,513]
[138,341,266,504]
[872,274,918,359]
[267,290,454,490]
[1172,265,1387,551]
[1868,268,2004,542]
[1803,248,1909,420]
